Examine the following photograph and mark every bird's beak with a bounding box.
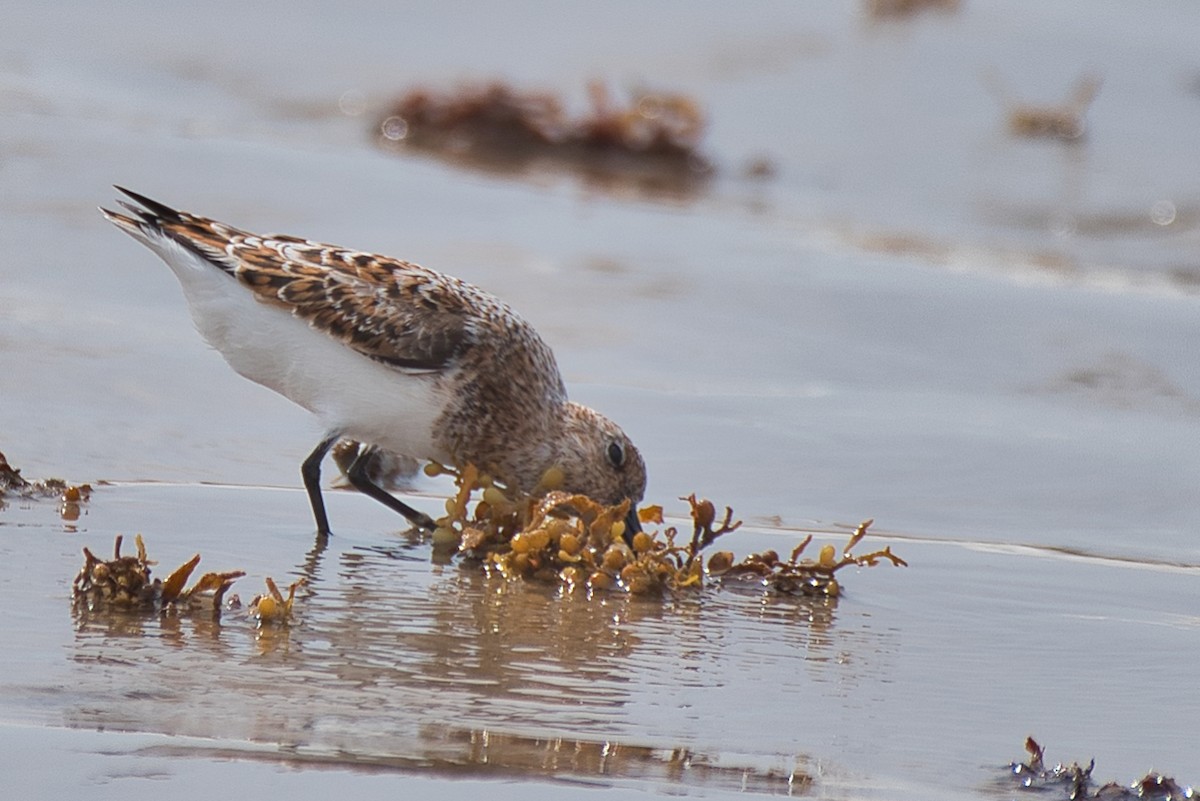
[623,503,642,546]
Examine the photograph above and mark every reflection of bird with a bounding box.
[101,188,645,537]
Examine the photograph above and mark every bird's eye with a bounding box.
[606,440,625,469]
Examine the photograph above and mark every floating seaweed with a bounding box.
[0,450,26,494]
[71,533,308,637]
[430,462,903,597]
[864,0,960,20]
[1008,737,1193,800]
[375,81,713,199]
[984,71,1102,141]
[707,518,906,597]
[249,576,306,626]
[0,448,91,519]
[71,534,244,613]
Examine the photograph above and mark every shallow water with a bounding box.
[3,1,1200,798]
[4,485,1199,799]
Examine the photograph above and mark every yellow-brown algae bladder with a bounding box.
[444,467,905,598]
[250,577,306,625]
[71,534,244,611]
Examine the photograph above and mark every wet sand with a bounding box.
[3,2,1200,798]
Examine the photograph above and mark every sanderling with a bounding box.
[100,187,646,537]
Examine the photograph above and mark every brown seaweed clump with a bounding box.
[72,534,244,613]
[429,462,904,597]
[0,450,26,494]
[0,449,91,519]
[1008,737,1193,800]
[984,72,1102,141]
[706,518,906,597]
[864,0,960,19]
[375,81,712,197]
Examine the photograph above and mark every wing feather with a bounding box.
[110,189,475,373]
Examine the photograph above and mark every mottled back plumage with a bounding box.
[113,189,554,378]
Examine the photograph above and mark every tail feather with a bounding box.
[113,186,183,222]
[99,205,154,243]
[115,199,156,221]
[100,186,189,242]
[101,187,240,279]
[99,186,184,244]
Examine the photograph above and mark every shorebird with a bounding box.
[100,188,646,537]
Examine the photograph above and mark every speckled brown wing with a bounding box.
[116,189,474,373]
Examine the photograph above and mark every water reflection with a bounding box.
[65,530,896,789]
[131,724,813,795]
[72,603,240,662]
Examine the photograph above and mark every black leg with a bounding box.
[302,434,340,536]
[345,445,438,532]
